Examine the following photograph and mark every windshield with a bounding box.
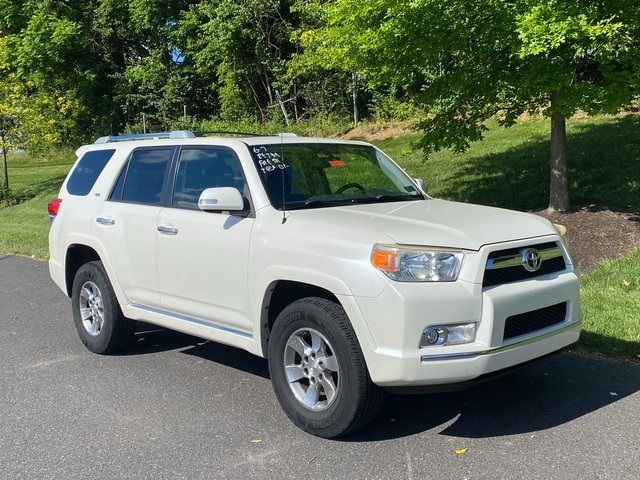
[249,143,424,210]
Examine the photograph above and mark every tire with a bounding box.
[71,261,135,354]
[268,297,384,438]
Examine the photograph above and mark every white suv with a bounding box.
[48,130,581,438]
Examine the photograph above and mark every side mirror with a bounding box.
[198,187,245,213]
[414,178,427,194]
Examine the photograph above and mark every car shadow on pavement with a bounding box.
[344,352,640,441]
[121,328,639,441]
[123,325,271,380]
[181,340,271,380]
[120,325,204,355]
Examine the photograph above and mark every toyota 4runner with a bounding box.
[48,130,581,438]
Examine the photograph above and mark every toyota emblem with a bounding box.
[521,248,542,272]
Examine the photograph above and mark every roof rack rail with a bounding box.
[94,130,196,144]
[195,131,298,138]
[195,131,266,137]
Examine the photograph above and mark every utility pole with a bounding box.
[352,73,359,127]
[274,90,290,127]
[183,105,187,121]
[142,112,147,133]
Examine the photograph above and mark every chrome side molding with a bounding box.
[129,303,253,339]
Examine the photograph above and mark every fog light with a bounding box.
[422,327,446,346]
[420,323,476,347]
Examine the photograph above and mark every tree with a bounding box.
[0,69,66,192]
[0,115,17,192]
[297,0,640,211]
[175,0,298,122]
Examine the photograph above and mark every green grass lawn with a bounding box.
[375,114,640,212]
[0,150,74,258]
[0,116,638,360]
[579,250,640,359]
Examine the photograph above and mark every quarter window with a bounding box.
[66,149,115,196]
[172,148,245,208]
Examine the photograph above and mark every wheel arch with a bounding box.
[65,244,102,296]
[63,242,127,311]
[259,280,343,357]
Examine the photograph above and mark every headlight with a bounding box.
[371,244,464,282]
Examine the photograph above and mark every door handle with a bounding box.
[157,225,178,235]
[96,216,115,226]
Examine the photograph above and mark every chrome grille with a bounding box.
[483,242,566,288]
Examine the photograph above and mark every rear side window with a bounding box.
[111,148,173,205]
[66,149,115,196]
[172,147,245,208]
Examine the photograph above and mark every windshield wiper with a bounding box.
[285,194,422,210]
[286,199,349,210]
[349,194,423,204]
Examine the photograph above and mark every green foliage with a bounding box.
[0,0,371,142]
[175,0,295,121]
[297,0,640,155]
[1,0,639,162]
[369,90,423,122]
[169,115,353,138]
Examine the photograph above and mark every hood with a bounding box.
[289,199,556,251]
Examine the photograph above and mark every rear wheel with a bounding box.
[268,297,383,438]
[71,261,135,354]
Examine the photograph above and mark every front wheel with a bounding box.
[268,297,383,438]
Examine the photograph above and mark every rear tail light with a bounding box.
[48,198,62,217]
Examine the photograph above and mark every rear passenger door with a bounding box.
[156,146,254,332]
[93,146,175,307]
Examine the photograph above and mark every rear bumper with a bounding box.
[49,256,67,296]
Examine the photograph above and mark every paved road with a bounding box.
[1,255,639,479]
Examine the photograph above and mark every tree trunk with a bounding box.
[549,96,569,212]
[1,133,8,192]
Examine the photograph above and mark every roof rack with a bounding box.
[195,131,298,138]
[195,131,266,137]
[94,130,196,144]
[94,130,299,144]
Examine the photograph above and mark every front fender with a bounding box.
[249,265,380,363]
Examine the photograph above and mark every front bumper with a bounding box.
[346,237,581,387]
[361,315,580,387]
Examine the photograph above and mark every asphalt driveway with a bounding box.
[1,255,639,479]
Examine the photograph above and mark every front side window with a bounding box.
[112,148,173,205]
[66,149,115,196]
[172,147,245,208]
[249,143,423,210]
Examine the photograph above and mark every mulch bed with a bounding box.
[534,208,640,274]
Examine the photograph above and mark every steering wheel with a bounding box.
[334,182,366,194]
